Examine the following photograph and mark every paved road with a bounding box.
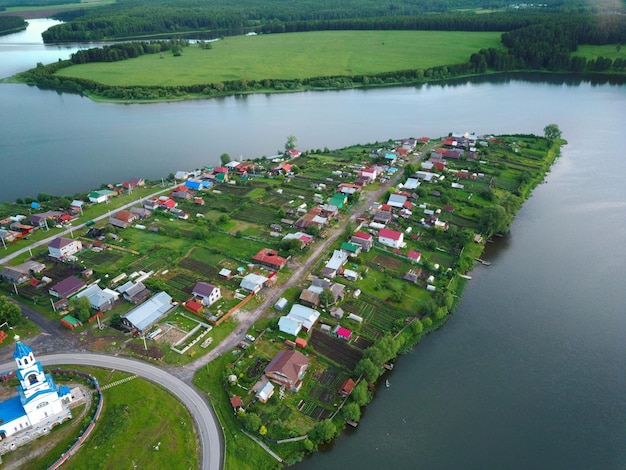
[0,184,174,266]
[0,354,222,470]
[0,141,439,468]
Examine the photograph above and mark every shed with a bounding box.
[295,338,308,349]
[274,297,288,311]
[60,315,82,330]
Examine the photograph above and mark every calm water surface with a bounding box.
[1,20,625,470]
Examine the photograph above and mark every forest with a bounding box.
[0,15,26,35]
[38,0,625,42]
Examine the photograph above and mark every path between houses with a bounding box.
[175,139,440,381]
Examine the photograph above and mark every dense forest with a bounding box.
[0,15,25,34]
[39,0,625,42]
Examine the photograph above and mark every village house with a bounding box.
[0,261,45,285]
[350,231,374,252]
[192,282,221,307]
[252,248,287,271]
[240,273,269,294]
[278,316,302,337]
[116,280,150,304]
[75,283,120,311]
[378,228,404,249]
[48,237,82,259]
[264,350,310,393]
[121,291,175,333]
[340,242,361,257]
[49,276,86,298]
[254,380,275,403]
[88,189,115,204]
[29,211,63,228]
[333,325,352,341]
[320,250,348,278]
[294,206,328,230]
[285,304,320,331]
[339,378,356,398]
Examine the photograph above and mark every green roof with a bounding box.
[62,315,81,326]
[341,242,360,253]
[328,193,346,208]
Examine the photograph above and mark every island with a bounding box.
[0,128,564,468]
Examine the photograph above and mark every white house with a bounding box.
[240,273,269,294]
[0,341,73,443]
[378,228,404,248]
[48,237,82,259]
[88,189,115,203]
[75,283,119,311]
[192,282,221,307]
[286,304,320,331]
[278,316,302,336]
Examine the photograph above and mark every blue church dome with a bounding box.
[13,341,32,360]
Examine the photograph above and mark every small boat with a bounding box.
[385,379,390,388]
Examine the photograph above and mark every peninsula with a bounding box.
[0,129,564,468]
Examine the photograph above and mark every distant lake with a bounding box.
[1,19,625,470]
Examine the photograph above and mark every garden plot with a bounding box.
[309,329,362,370]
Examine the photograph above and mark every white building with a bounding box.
[240,273,269,293]
[0,341,72,442]
[378,228,404,248]
[192,282,221,307]
[47,237,82,259]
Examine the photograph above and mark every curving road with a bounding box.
[0,354,221,470]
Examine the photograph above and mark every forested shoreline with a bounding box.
[8,0,626,101]
[0,15,26,35]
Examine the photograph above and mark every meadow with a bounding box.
[56,30,503,86]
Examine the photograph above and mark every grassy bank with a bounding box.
[55,30,503,86]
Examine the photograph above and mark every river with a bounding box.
[1,19,625,470]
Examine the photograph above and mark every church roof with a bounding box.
[13,341,32,360]
[0,396,26,426]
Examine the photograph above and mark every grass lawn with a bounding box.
[574,44,626,61]
[56,30,503,86]
[67,373,198,470]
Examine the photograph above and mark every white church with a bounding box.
[0,340,72,441]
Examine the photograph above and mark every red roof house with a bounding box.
[407,250,422,263]
[252,248,287,270]
[265,350,310,392]
[339,378,356,397]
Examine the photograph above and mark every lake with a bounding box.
[1,19,625,470]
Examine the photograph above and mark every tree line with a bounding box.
[0,15,26,35]
[70,39,188,64]
[39,0,623,43]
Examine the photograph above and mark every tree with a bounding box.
[0,296,23,326]
[411,318,423,335]
[319,288,335,309]
[285,135,297,150]
[220,153,231,165]
[242,412,261,433]
[543,123,562,140]
[69,296,92,322]
[478,205,510,236]
[351,380,369,406]
[356,358,380,383]
[342,402,361,422]
[110,313,123,329]
[310,419,336,444]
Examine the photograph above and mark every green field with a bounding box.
[574,44,626,61]
[56,30,503,86]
